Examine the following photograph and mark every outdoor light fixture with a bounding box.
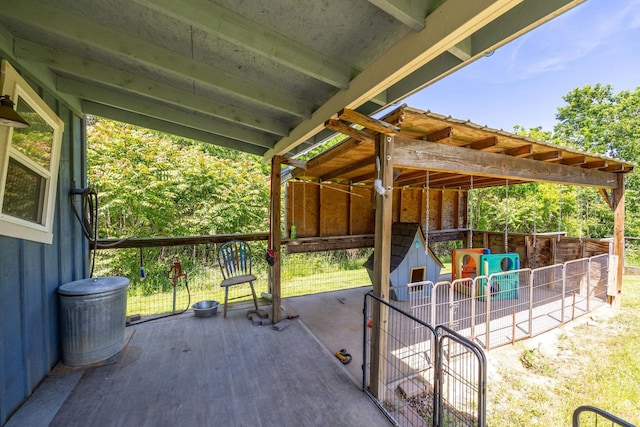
[0,95,29,128]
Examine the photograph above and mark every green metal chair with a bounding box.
[217,240,259,318]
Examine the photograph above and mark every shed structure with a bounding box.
[269,103,634,400]
[275,105,634,313]
[363,222,444,301]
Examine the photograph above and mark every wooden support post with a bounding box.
[611,173,625,305]
[370,134,394,400]
[270,156,282,324]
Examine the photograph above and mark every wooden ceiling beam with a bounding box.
[393,170,429,186]
[16,39,291,135]
[292,138,364,178]
[393,136,620,189]
[472,179,526,189]
[321,156,376,181]
[5,0,309,118]
[396,171,447,187]
[560,156,586,166]
[504,144,533,157]
[582,160,608,169]
[599,188,612,209]
[601,164,627,173]
[434,175,498,188]
[530,150,561,161]
[278,156,307,170]
[324,119,375,144]
[136,0,350,89]
[338,108,400,135]
[348,170,377,184]
[423,172,458,185]
[60,78,277,147]
[424,126,453,142]
[84,102,268,156]
[366,0,426,31]
[383,107,406,127]
[465,136,497,150]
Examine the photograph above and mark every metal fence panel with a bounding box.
[404,255,611,351]
[483,269,532,349]
[530,263,565,336]
[364,292,486,427]
[435,326,487,427]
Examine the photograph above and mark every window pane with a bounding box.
[2,158,44,223]
[11,98,54,170]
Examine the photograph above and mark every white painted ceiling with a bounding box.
[0,0,585,159]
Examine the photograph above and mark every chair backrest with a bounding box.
[217,240,252,280]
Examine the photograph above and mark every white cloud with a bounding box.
[499,0,640,80]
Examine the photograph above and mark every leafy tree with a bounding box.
[554,84,640,238]
[87,118,270,238]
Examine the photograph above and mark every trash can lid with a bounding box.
[58,276,129,296]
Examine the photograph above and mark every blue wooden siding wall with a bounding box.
[0,57,87,425]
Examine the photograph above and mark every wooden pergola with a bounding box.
[268,105,634,324]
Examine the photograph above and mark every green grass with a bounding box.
[487,275,640,426]
[126,260,453,316]
[441,262,452,275]
[125,261,371,316]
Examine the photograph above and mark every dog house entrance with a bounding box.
[409,267,426,294]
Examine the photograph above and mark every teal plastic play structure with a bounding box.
[478,253,520,300]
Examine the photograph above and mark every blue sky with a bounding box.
[405,0,640,133]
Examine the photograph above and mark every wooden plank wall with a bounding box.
[286,182,466,239]
[0,57,86,424]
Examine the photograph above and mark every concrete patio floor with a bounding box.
[6,292,389,427]
[287,286,370,383]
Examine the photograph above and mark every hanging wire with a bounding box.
[468,175,474,248]
[291,181,295,238]
[579,187,583,242]
[297,179,365,197]
[291,181,294,221]
[533,182,538,250]
[585,197,590,238]
[504,179,509,253]
[558,185,563,242]
[425,170,430,254]
[70,188,99,277]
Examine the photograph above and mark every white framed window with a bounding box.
[0,60,64,244]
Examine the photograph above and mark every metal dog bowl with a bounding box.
[192,300,219,317]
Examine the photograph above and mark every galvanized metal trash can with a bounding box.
[58,276,129,366]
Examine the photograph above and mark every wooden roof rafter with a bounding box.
[286,105,634,190]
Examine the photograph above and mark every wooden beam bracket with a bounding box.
[424,126,452,142]
[276,155,308,170]
[338,108,400,135]
[324,119,375,144]
[466,136,497,150]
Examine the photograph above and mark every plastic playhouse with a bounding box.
[478,253,520,300]
[452,248,490,297]
[452,248,490,280]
